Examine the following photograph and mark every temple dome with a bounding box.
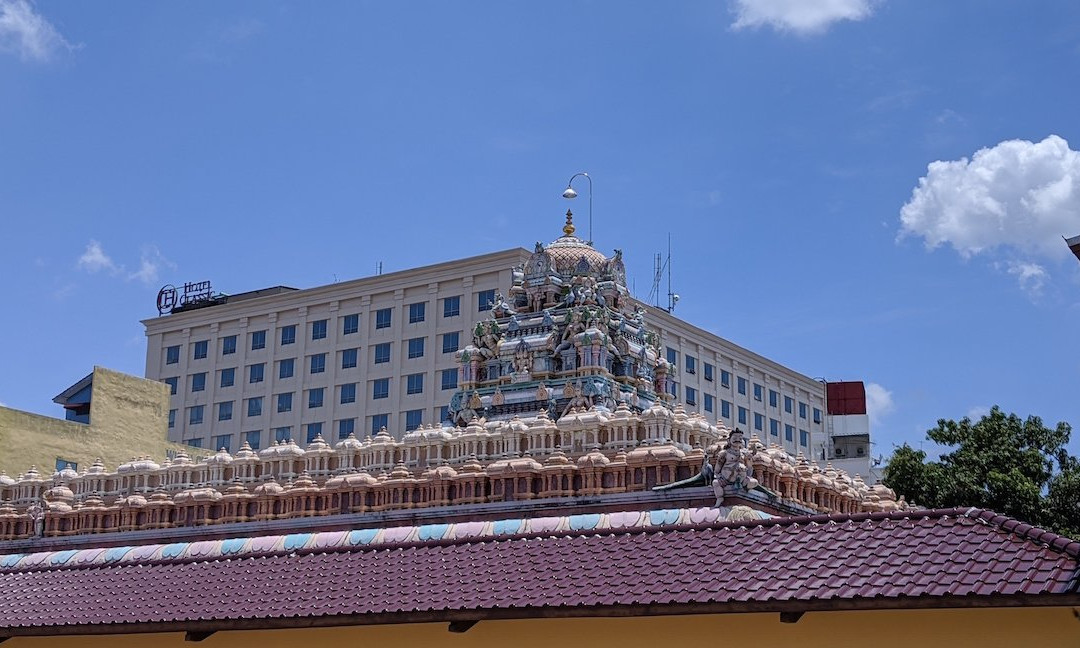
[544,210,609,275]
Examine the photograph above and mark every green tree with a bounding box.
[883,406,1079,538]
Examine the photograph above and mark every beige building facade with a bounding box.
[143,246,827,458]
[0,366,192,476]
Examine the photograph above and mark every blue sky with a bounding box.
[2,0,1080,458]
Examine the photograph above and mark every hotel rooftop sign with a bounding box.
[156,280,227,315]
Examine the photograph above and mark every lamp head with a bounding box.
[562,187,578,199]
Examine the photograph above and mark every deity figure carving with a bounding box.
[26,498,45,537]
[536,382,550,401]
[491,388,505,406]
[473,321,501,360]
[513,346,531,374]
[651,429,760,507]
[710,430,759,507]
[491,292,516,318]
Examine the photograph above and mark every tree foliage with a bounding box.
[883,406,1080,538]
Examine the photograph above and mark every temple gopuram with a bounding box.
[1,212,1077,647]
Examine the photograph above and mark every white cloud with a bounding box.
[899,135,1080,292]
[966,405,990,421]
[730,0,878,35]
[1004,260,1048,297]
[0,0,73,62]
[76,240,116,274]
[75,240,175,286]
[128,245,175,286]
[864,382,894,426]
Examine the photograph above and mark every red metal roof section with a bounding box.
[1,508,1078,635]
[826,381,867,416]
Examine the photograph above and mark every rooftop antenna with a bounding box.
[647,234,678,312]
[666,233,679,313]
[376,262,383,276]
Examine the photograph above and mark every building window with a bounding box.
[247,397,263,418]
[371,413,388,435]
[667,381,678,398]
[799,429,809,447]
[280,325,296,346]
[407,373,424,395]
[785,424,794,443]
[274,427,291,443]
[249,363,265,384]
[704,363,714,382]
[409,302,426,323]
[277,392,293,413]
[754,413,764,431]
[737,377,746,395]
[666,347,678,365]
[785,396,794,414]
[279,358,295,380]
[218,401,233,422]
[441,368,458,391]
[222,335,237,356]
[251,330,266,351]
[164,376,178,395]
[799,402,808,419]
[338,418,355,439]
[308,387,324,409]
[219,367,235,388]
[685,355,696,375]
[477,289,495,312]
[213,434,232,452]
[769,390,778,408]
[737,406,747,425]
[311,319,327,340]
[341,348,358,369]
[685,386,697,406]
[166,345,180,365]
[813,407,822,424]
[193,340,208,360]
[310,353,326,374]
[405,409,423,430]
[443,295,461,318]
[189,405,204,425]
[442,331,460,353]
[721,400,731,419]
[372,378,389,400]
[340,383,357,404]
[244,431,261,450]
[753,383,763,402]
[306,422,323,443]
[439,406,450,423]
[191,372,206,392]
[407,337,425,359]
[704,393,714,413]
[168,409,176,428]
[770,418,779,437]
[187,438,203,449]
[375,308,392,329]
[342,314,359,335]
[721,370,731,389]
[374,342,390,364]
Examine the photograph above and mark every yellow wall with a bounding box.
[3,607,1078,648]
[0,366,195,475]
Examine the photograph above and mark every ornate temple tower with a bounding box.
[449,210,675,425]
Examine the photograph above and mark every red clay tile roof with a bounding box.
[1,507,1078,636]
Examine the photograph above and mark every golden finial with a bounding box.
[563,209,575,236]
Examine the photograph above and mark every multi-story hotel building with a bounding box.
[143,223,849,464]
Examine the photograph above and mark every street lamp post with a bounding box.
[562,172,593,243]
